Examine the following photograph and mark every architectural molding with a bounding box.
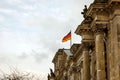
[92,23,108,35]
[48,0,120,80]
[94,0,108,3]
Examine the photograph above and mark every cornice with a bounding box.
[87,0,120,25]
[107,2,120,20]
[79,24,91,35]
[94,0,108,3]
[108,0,120,4]
[92,23,108,35]
[90,19,109,30]
[75,23,92,35]
[76,23,94,43]
[76,0,120,36]
[75,5,93,36]
[86,3,107,17]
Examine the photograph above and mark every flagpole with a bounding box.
[70,30,72,48]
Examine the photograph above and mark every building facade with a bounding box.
[48,0,120,80]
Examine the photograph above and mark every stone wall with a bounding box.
[48,0,120,80]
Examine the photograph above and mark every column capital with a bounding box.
[78,25,94,43]
[77,23,92,35]
[92,24,107,35]
[82,42,91,51]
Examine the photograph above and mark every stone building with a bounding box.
[48,0,120,80]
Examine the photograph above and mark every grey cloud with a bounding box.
[0,0,85,30]
[0,0,37,19]
[0,0,94,75]
[0,53,17,64]
[31,50,49,64]
[40,38,59,53]
[18,52,28,59]
[0,55,8,63]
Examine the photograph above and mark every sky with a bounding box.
[0,0,93,79]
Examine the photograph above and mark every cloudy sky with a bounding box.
[0,0,93,79]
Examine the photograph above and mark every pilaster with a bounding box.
[91,51,96,80]
[92,25,106,80]
[83,42,90,80]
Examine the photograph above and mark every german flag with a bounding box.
[62,31,71,42]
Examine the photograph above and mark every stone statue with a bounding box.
[48,74,50,80]
[81,5,93,23]
[94,0,108,3]
[81,5,88,18]
[50,68,55,77]
[50,68,53,73]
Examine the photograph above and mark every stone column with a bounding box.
[83,43,90,80]
[81,63,83,80]
[94,28,106,80]
[91,51,96,80]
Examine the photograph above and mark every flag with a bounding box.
[62,31,71,42]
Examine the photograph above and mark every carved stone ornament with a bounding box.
[83,16,93,24]
[50,68,55,77]
[81,5,93,24]
[92,24,107,34]
[94,0,108,3]
[48,74,50,80]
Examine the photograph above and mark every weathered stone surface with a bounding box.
[94,0,108,3]
[48,0,120,80]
